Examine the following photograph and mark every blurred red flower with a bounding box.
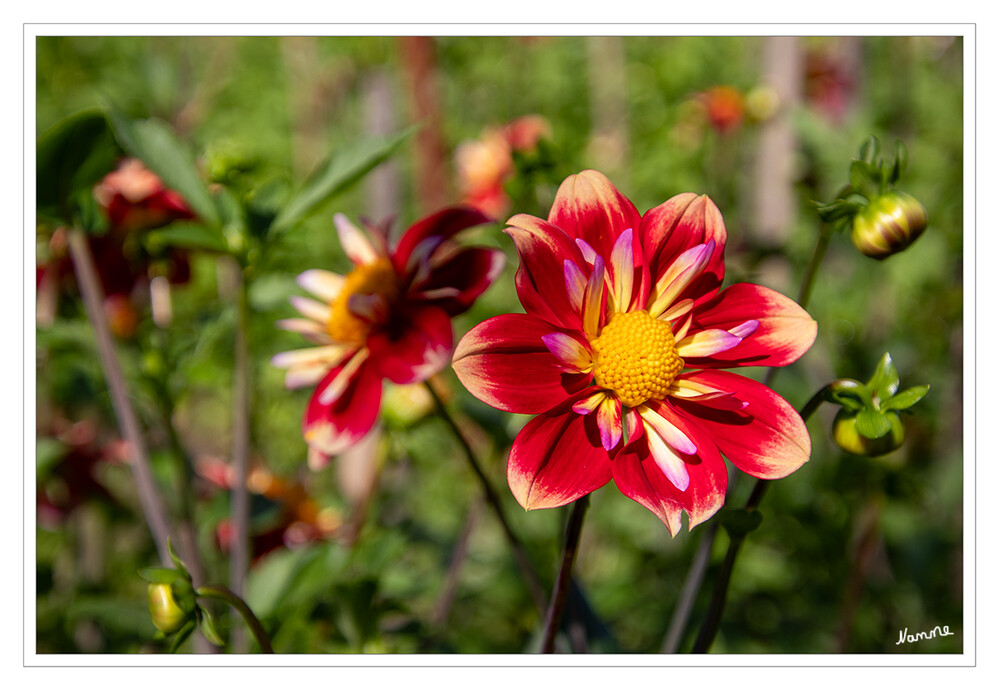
[272,208,504,468]
[455,115,551,218]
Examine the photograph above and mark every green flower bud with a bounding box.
[832,408,905,457]
[850,191,928,260]
[147,582,196,633]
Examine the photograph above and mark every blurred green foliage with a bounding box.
[35,35,963,654]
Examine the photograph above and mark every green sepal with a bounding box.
[719,507,764,539]
[859,135,881,164]
[166,537,192,581]
[849,159,880,199]
[269,127,414,237]
[197,607,225,647]
[855,407,893,439]
[824,379,868,412]
[138,567,182,585]
[890,138,909,186]
[168,620,196,654]
[867,352,900,401]
[102,98,222,228]
[882,384,930,412]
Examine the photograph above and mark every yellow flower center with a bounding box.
[590,310,684,407]
[327,259,400,345]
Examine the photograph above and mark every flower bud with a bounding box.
[147,582,195,633]
[850,191,928,259]
[832,408,905,457]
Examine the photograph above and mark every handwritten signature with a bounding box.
[896,625,955,645]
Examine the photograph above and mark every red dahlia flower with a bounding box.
[452,170,816,534]
[273,207,504,468]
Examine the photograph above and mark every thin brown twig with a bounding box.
[67,229,173,565]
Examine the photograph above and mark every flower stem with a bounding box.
[690,400,823,653]
[424,380,548,614]
[660,521,717,653]
[196,585,274,653]
[664,222,834,653]
[540,496,590,653]
[230,265,253,652]
[67,229,173,565]
[797,221,834,311]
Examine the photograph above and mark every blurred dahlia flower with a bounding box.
[455,115,551,218]
[453,170,815,534]
[273,207,504,468]
[94,158,195,233]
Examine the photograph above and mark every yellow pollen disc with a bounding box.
[327,259,400,345]
[590,310,684,407]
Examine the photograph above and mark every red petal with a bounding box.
[508,400,612,510]
[639,194,727,306]
[452,313,590,414]
[415,246,505,316]
[367,305,453,384]
[671,369,810,479]
[612,410,728,535]
[303,358,383,462]
[505,214,585,330]
[392,206,491,274]
[685,283,817,368]
[547,170,642,265]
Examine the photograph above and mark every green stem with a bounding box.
[540,496,589,653]
[424,380,548,614]
[664,221,834,653]
[797,222,834,312]
[196,585,274,653]
[691,399,823,653]
[230,264,252,652]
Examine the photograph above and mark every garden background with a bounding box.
[33,35,965,654]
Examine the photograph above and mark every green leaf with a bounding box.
[198,608,226,647]
[102,100,222,228]
[36,109,119,223]
[868,352,900,402]
[145,222,228,253]
[270,128,413,236]
[855,408,893,439]
[138,567,181,584]
[883,384,930,411]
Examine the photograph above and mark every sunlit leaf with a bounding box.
[270,128,413,236]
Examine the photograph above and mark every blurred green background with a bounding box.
[34,35,964,654]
